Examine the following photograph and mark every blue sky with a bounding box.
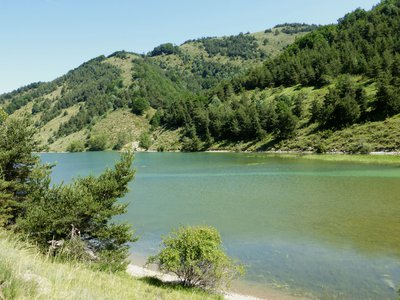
[0,0,379,94]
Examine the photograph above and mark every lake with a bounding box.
[40,152,400,299]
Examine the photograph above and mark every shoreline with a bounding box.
[126,263,262,300]
[39,150,400,166]
[126,262,310,300]
[39,149,400,156]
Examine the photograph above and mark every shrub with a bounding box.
[315,141,328,153]
[349,141,373,154]
[113,133,129,150]
[148,43,181,57]
[181,136,202,152]
[139,132,152,150]
[147,226,244,289]
[87,134,107,151]
[67,140,85,152]
[131,98,149,115]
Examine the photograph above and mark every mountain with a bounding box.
[1,1,400,153]
[151,0,400,153]
[0,24,312,152]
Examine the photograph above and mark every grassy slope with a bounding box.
[105,53,139,87]
[276,114,400,153]
[205,76,400,153]
[151,26,308,74]
[0,231,221,300]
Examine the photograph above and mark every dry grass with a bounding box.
[91,108,151,149]
[0,231,221,300]
[104,54,138,87]
[48,129,88,152]
[39,104,81,147]
[251,29,308,58]
[151,127,183,151]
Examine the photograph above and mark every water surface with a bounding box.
[40,152,400,299]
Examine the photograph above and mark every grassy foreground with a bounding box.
[0,231,221,300]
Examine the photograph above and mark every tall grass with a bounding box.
[0,231,221,300]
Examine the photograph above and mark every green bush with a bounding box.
[139,132,152,150]
[67,140,85,152]
[113,133,129,150]
[87,134,107,151]
[349,141,373,154]
[181,136,202,152]
[131,97,149,115]
[147,226,244,289]
[148,43,181,57]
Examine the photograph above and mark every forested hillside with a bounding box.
[1,1,399,153]
[153,0,400,153]
[0,24,310,152]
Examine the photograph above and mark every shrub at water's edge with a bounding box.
[147,225,245,289]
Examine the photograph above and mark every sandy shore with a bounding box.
[127,264,263,300]
[126,263,310,300]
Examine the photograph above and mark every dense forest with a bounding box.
[0,0,399,153]
[152,0,400,150]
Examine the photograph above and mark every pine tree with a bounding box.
[0,116,50,226]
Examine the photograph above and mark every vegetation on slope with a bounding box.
[150,25,312,91]
[0,23,308,152]
[152,0,400,153]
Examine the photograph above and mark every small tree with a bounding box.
[87,134,107,151]
[17,152,136,272]
[113,132,129,150]
[67,140,85,152]
[147,226,244,289]
[139,132,152,150]
[131,98,149,115]
[0,116,50,226]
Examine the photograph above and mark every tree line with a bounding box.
[239,0,400,121]
[152,0,400,148]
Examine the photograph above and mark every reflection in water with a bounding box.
[41,152,400,299]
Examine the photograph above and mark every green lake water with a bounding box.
[40,152,400,299]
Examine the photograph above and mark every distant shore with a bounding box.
[38,150,400,166]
